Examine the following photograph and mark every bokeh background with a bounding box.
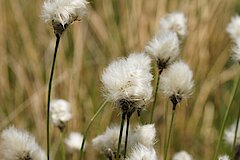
[1,0,240,159]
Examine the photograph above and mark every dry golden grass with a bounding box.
[0,0,240,159]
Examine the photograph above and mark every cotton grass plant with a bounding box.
[3,0,240,159]
[100,53,153,159]
[214,14,240,160]
[160,61,194,160]
[41,0,87,159]
[0,126,47,160]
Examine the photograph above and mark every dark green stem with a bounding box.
[124,115,131,158]
[163,100,168,157]
[232,75,240,158]
[80,100,108,160]
[164,104,176,160]
[150,69,162,123]
[213,75,240,160]
[116,113,126,160]
[61,132,65,160]
[47,35,60,160]
[232,105,240,158]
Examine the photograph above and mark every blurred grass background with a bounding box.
[1,0,240,159]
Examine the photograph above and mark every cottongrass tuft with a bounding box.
[130,124,156,148]
[159,12,187,39]
[42,0,88,35]
[145,31,180,70]
[50,99,72,131]
[218,155,230,160]
[232,39,240,63]
[226,15,240,41]
[92,125,129,159]
[224,121,240,145]
[101,53,153,114]
[92,124,156,159]
[172,151,193,160]
[0,126,47,160]
[160,60,194,106]
[65,132,85,152]
[126,144,157,160]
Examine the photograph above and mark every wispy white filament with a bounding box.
[172,151,193,160]
[50,99,72,128]
[159,12,187,39]
[92,125,128,157]
[92,124,157,158]
[224,121,240,145]
[42,0,88,26]
[145,31,180,68]
[160,60,194,100]
[0,126,47,160]
[101,53,153,106]
[130,124,156,147]
[126,144,158,160]
[226,15,240,41]
[232,39,240,62]
[65,132,84,152]
[218,155,230,160]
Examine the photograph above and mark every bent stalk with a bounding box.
[80,100,108,160]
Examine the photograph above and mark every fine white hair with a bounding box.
[172,150,193,160]
[218,155,230,160]
[101,53,153,105]
[0,126,47,160]
[159,12,188,39]
[42,0,88,26]
[226,15,240,41]
[130,124,156,148]
[65,132,85,152]
[160,60,194,100]
[50,99,72,129]
[126,144,158,160]
[145,31,180,69]
[232,38,240,62]
[224,121,240,145]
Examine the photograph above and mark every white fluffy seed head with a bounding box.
[0,126,47,160]
[224,121,240,145]
[130,124,156,147]
[218,155,230,160]
[126,144,158,160]
[145,31,180,69]
[92,124,129,157]
[65,132,84,152]
[226,15,240,41]
[101,53,153,106]
[50,99,72,130]
[172,151,193,160]
[159,12,187,39]
[160,61,194,101]
[42,0,88,35]
[232,38,240,63]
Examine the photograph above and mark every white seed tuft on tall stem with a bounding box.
[0,126,47,160]
[159,12,188,39]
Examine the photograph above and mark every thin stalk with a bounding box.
[80,100,108,160]
[60,132,65,160]
[116,113,126,160]
[124,116,131,158]
[163,100,168,157]
[213,75,240,160]
[232,75,240,157]
[164,105,176,160]
[47,35,61,160]
[150,69,162,123]
[232,105,240,157]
